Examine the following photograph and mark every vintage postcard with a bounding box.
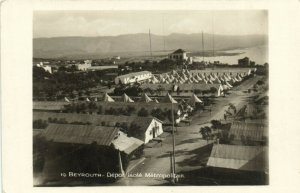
[32,10,269,186]
[1,0,300,192]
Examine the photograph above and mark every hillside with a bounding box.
[33,33,267,59]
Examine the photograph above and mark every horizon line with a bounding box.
[33,32,268,39]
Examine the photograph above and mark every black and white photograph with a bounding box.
[31,10,269,186]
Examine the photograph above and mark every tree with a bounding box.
[151,108,166,121]
[200,126,212,140]
[137,108,149,117]
[128,123,142,139]
[97,105,103,114]
[126,106,136,115]
[33,119,48,129]
[209,87,218,94]
[228,103,237,114]
[211,120,222,131]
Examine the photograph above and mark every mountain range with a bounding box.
[33,33,268,59]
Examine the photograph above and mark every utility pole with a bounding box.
[149,29,153,57]
[162,16,166,53]
[202,31,205,64]
[212,12,215,64]
[171,101,176,183]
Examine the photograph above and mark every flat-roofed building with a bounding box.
[115,71,152,84]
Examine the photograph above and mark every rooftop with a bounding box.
[172,49,186,54]
[115,71,152,79]
[207,144,268,172]
[42,123,119,146]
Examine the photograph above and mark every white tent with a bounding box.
[247,69,252,75]
[187,94,203,106]
[209,74,215,81]
[216,78,222,84]
[152,76,159,84]
[86,98,90,102]
[162,93,178,103]
[64,97,70,102]
[196,74,202,81]
[182,75,188,81]
[104,93,115,102]
[226,81,233,88]
[213,74,218,79]
[226,74,232,80]
[154,98,160,103]
[222,85,230,90]
[140,93,153,103]
[122,93,134,103]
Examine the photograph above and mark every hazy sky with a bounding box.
[33,10,268,38]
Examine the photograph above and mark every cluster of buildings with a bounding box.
[205,121,268,183]
[203,96,268,183]
[33,99,165,181]
[75,60,118,71]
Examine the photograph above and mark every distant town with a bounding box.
[33,43,268,186]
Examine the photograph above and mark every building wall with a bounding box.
[144,119,163,144]
[76,63,92,71]
[169,53,188,61]
[115,72,152,84]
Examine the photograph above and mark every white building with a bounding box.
[115,71,153,84]
[168,49,188,61]
[75,60,92,71]
[36,62,52,74]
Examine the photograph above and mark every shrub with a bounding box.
[33,119,48,129]
[137,108,149,117]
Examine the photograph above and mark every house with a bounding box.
[228,122,267,145]
[207,144,268,173]
[35,123,142,182]
[115,71,153,84]
[168,49,188,61]
[33,112,164,144]
[42,123,119,146]
[202,144,268,185]
[112,131,144,156]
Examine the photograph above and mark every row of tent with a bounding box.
[147,69,248,85]
[65,93,203,106]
